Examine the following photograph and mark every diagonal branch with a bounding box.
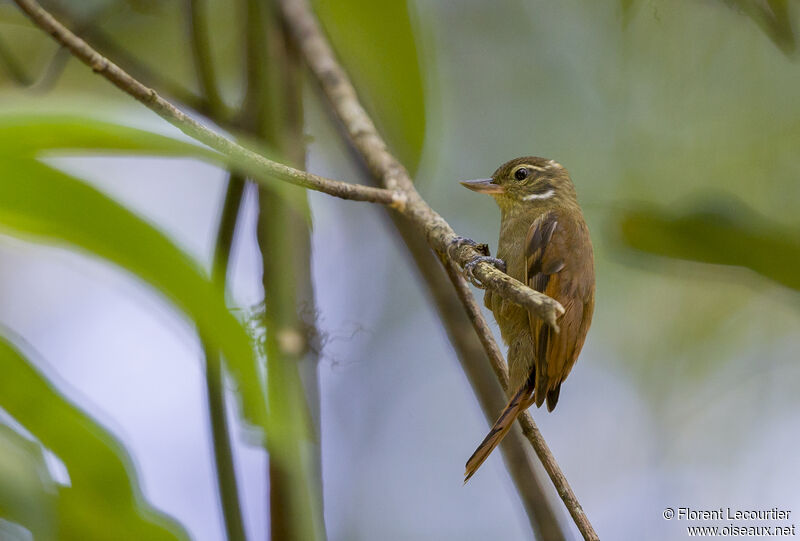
[185,0,226,118]
[274,0,563,331]
[326,93,566,537]
[13,0,561,332]
[392,208,566,540]
[40,0,215,114]
[241,0,326,537]
[444,260,598,540]
[205,173,248,541]
[0,32,34,85]
[12,0,400,207]
[275,0,597,539]
[10,0,591,538]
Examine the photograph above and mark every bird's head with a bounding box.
[460,156,577,213]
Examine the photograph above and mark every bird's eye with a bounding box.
[513,167,529,181]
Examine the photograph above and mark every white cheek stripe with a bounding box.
[523,189,555,201]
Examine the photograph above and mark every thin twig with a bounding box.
[242,0,326,537]
[323,97,565,536]
[186,0,226,118]
[9,5,588,535]
[0,32,34,85]
[275,0,563,331]
[14,0,561,333]
[41,1,214,113]
[397,213,566,540]
[275,0,597,538]
[444,260,599,540]
[191,2,249,534]
[443,262,511,388]
[12,0,401,207]
[206,174,248,541]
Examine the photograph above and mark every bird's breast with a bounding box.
[496,213,535,283]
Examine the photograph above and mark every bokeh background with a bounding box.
[1,0,799,540]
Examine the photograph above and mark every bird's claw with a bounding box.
[463,256,507,289]
[447,236,489,265]
[447,237,506,288]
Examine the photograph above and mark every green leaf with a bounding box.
[0,113,309,217]
[617,196,800,291]
[0,333,188,540]
[311,0,426,170]
[0,158,269,440]
[618,0,641,28]
[0,113,220,159]
[720,0,796,55]
[0,424,55,540]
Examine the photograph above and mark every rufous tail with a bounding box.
[464,383,534,483]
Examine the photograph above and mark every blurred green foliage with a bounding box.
[0,114,310,214]
[722,0,796,55]
[311,0,426,170]
[0,114,220,158]
[0,0,798,539]
[0,0,429,535]
[617,196,800,292]
[0,113,273,536]
[0,116,269,439]
[0,334,189,540]
[0,423,55,539]
[621,0,797,54]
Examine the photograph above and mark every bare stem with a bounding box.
[205,174,248,541]
[241,0,326,537]
[444,260,598,540]
[38,0,216,112]
[14,0,559,331]
[0,33,34,85]
[11,0,589,535]
[275,0,596,538]
[12,0,399,206]
[186,0,226,118]
[275,0,563,330]
[392,210,566,540]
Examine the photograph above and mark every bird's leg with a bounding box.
[447,237,506,289]
[447,236,489,263]
[463,256,507,288]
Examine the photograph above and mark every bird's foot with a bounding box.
[447,237,506,288]
[447,236,489,263]
[463,255,507,288]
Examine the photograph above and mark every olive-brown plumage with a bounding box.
[460,157,595,482]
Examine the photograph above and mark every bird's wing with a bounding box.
[526,210,591,410]
[465,210,594,481]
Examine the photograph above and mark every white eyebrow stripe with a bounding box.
[523,189,555,201]
[529,165,547,171]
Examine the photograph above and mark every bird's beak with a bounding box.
[459,178,505,194]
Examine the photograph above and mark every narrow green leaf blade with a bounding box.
[720,0,796,55]
[0,113,309,217]
[0,158,269,439]
[618,198,800,291]
[0,424,55,540]
[0,333,188,540]
[0,113,219,160]
[312,0,426,169]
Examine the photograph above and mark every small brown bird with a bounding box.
[460,156,595,482]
